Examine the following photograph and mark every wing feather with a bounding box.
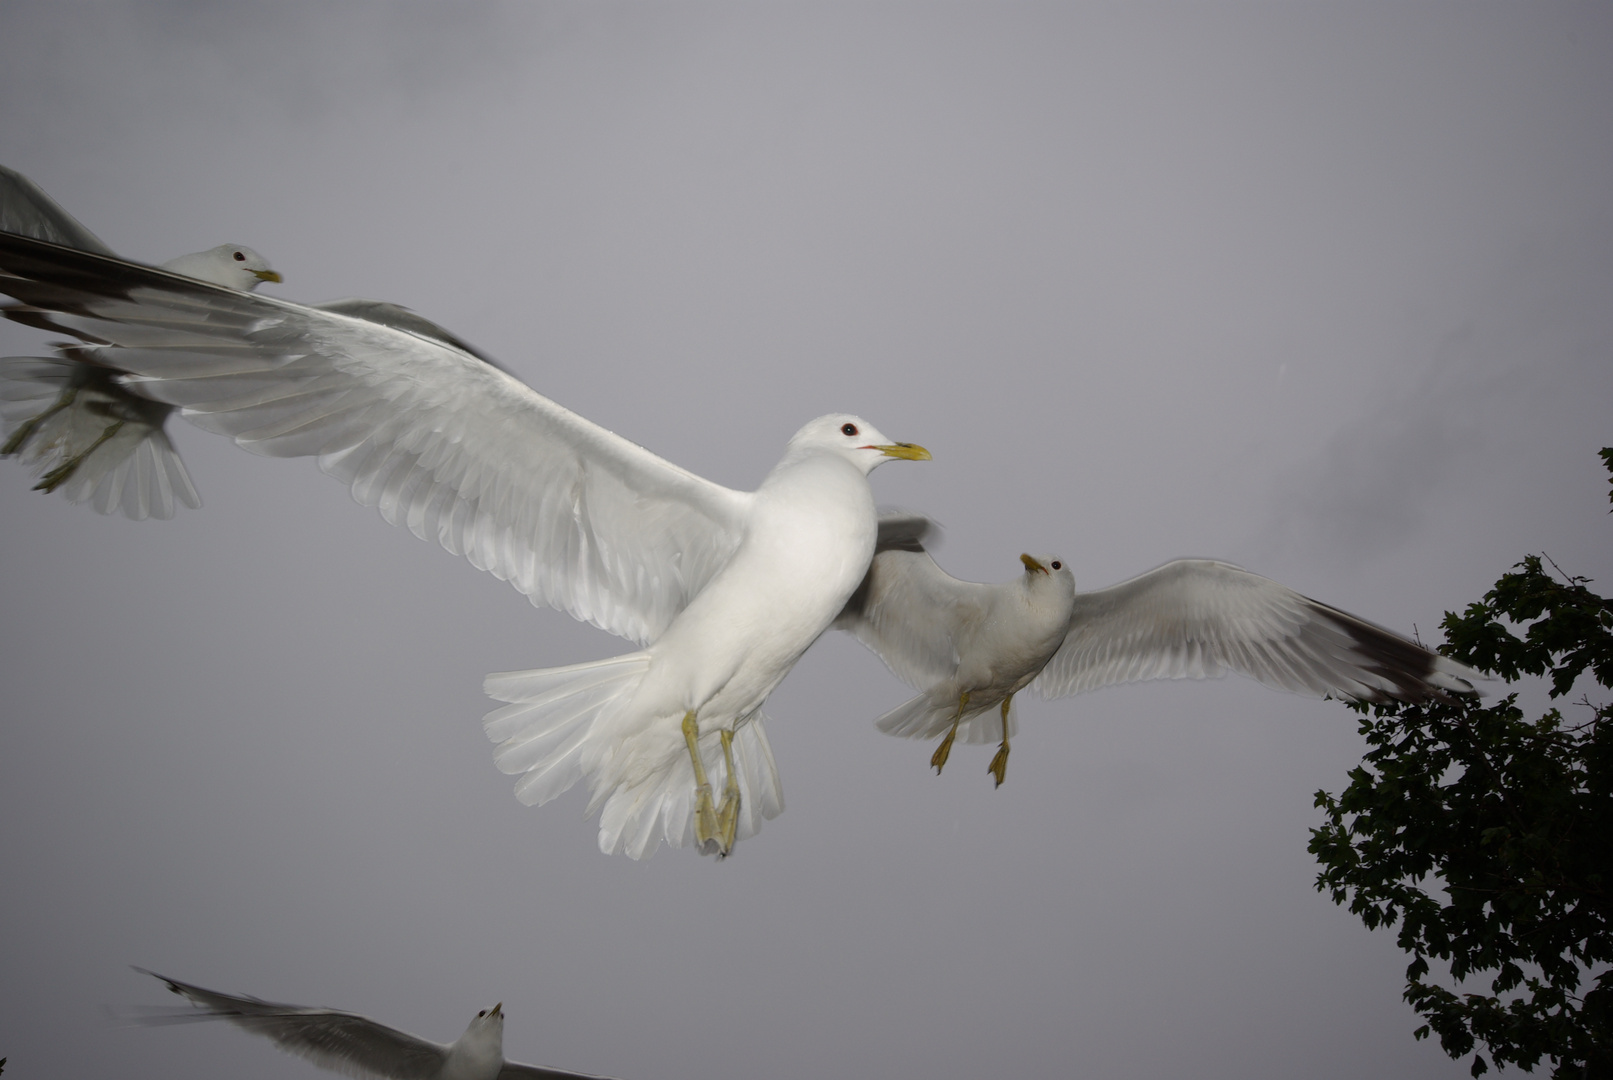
[499,1063,619,1079]
[0,234,752,644]
[1031,559,1480,701]
[0,164,116,255]
[835,525,992,691]
[136,969,446,1080]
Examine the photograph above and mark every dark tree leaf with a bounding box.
[1311,451,1613,1078]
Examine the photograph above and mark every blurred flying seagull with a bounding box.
[137,969,615,1080]
[0,231,929,858]
[837,537,1483,785]
[0,164,281,518]
[2,166,505,520]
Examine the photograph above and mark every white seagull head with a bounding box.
[782,413,932,475]
[451,1002,505,1074]
[467,1001,504,1034]
[160,243,282,291]
[1019,552,1076,598]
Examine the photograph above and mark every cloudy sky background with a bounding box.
[1,5,1610,1078]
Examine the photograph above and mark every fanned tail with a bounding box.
[485,653,654,808]
[592,714,784,859]
[0,355,199,520]
[484,654,784,859]
[874,692,1018,745]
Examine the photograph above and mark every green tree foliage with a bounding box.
[1311,451,1613,1078]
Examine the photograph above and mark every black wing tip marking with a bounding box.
[1313,600,1481,702]
[0,230,245,307]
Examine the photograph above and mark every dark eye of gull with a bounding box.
[841,423,858,437]
[478,1010,487,1017]
[233,251,246,261]
[1051,561,1062,570]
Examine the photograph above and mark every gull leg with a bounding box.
[1,385,78,456]
[929,690,970,774]
[713,729,742,856]
[34,419,125,492]
[987,695,1013,788]
[682,711,723,855]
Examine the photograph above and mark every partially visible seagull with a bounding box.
[837,535,1483,785]
[1,166,513,520]
[136,969,615,1080]
[0,232,930,858]
[1,164,282,518]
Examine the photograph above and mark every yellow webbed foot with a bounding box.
[32,419,125,492]
[987,695,1012,788]
[2,386,77,457]
[987,743,1009,788]
[683,711,726,856]
[929,690,971,775]
[712,729,741,857]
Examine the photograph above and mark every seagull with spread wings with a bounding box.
[137,969,615,1080]
[837,533,1482,785]
[0,231,929,858]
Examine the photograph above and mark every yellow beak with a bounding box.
[490,1002,502,1018]
[253,269,283,283]
[874,443,932,461]
[1020,553,1047,574]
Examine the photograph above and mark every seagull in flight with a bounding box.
[1,164,281,518]
[838,534,1482,785]
[137,969,615,1080]
[0,231,929,858]
[2,167,502,520]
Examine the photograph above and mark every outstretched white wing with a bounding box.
[137,969,448,1080]
[1032,559,1479,701]
[835,517,987,690]
[0,234,752,644]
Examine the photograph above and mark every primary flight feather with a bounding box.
[0,231,929,857]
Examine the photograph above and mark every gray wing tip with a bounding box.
[0,164,118,255]
[874,509,938,553]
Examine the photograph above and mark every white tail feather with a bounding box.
[484,653,785,859]
[874,692,1019,745]
[592,716,784,858]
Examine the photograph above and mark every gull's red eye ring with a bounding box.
[841,423,858,437]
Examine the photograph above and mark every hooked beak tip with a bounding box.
[1019,553,1048,574]
[254,269,283,283]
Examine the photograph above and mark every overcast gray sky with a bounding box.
[1,5,1610,1079]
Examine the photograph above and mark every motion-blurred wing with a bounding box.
[499,1061,620,1079]
[138,970,445,1080]
[836,519,989,690]
[0,234,752,644]
[0,164,116,255]
[1031,559,1481,701]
